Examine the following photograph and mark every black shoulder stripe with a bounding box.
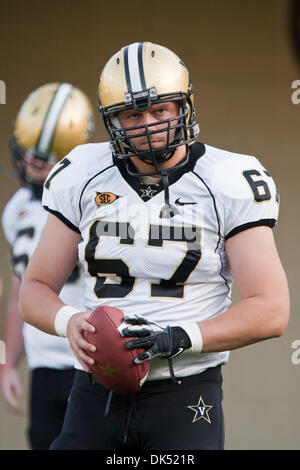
[79,164,115,218]
[225,219,276,241]
[43,206,80,234]
[192,170,230,293]
[191,170,221,251]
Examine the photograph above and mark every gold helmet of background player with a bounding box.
[97,42,199,174]
[10,82,95,191]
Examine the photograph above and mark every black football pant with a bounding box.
[50,366,224,450]
[28,368,75,450]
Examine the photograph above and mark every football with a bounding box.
[84,306,150,395]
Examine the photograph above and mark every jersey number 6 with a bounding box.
[242,169,272,202]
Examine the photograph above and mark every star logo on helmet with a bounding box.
[187,396,213,423]
[140,186,158,199]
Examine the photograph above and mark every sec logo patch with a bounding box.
[95,192,119,207]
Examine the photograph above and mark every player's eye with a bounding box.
[128,112,140,120]
[153,108,166,117]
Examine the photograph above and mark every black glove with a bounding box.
[122,316,192,364]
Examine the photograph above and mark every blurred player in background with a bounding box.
[19,43,289,450]
[0,83,94,449]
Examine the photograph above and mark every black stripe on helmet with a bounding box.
[137,42,146,90]
[123,46,132,93]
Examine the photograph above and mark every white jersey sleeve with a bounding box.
[42,146,86,232]
[42,142,112,233]
[210,153,279,240]
[42,142,113,232]
[2,187,32,245]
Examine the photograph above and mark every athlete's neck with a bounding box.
[130,146,186,177]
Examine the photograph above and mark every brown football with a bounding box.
[84,306,150,395]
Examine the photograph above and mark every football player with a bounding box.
[0,83,94,449]
[19,43,289,450]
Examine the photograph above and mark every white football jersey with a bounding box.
[42,141,279,380]
[2,187,85,369]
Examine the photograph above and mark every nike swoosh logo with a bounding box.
[175,198,197,206]
[171,348,185,358]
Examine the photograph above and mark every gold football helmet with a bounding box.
[97,42,199,175]
[10,82,94,195]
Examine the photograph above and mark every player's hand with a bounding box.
[0,366,24,415]
[122,316,192,363]
[66,312,96,372]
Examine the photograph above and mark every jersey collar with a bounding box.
[114,142,206,202]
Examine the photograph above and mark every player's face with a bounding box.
[117,101,180,153]
[23,155,55,184]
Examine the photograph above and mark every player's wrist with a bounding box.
[54,305,81,337]
[179,322,203,353]
[0,363,14,372]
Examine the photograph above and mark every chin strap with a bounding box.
[167,358,183,385]
[159,169,180,219]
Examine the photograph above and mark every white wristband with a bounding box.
[180,322,203,353]
[54,305,81,337]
